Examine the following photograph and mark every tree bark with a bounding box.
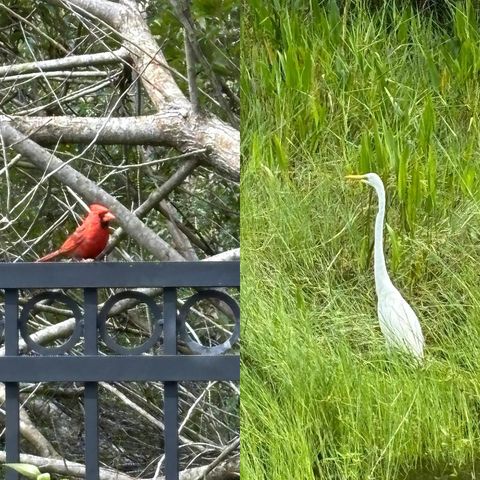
[5,113,239,180]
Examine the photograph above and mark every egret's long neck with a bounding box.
[373,182,392,294]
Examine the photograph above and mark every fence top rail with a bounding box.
[0,261,240,288]
[0,356,240,382]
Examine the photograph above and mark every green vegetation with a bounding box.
[4,463,61,480]
[242,1,480,478]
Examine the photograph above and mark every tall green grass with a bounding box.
[242,1,480,478]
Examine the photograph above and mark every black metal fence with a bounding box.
[0,261,240,480]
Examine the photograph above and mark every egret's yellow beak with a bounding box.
[345,174,366,181]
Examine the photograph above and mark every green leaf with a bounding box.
[427,149,437,203]
[272,134,289,172]
[425,53,440,90]
[397,148,408,203]
[418,95,435,151]
[359,235,370,271]
[373,123,387,171]
[295,285,305,310]
[386,223,400,272]
[358,133,371,173]
[383,127,397,169]
[4,463,42,479]
[461,165,475,195]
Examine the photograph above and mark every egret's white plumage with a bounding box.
[346,173,425,361]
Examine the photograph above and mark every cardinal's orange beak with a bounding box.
[103,211,116,222]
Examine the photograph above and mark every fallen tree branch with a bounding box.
[0,408,60,459]
[0,451,240,480]
[51,0,124,25]
[204,248,239,262]
[0,48,129,76]
[0,450,135,480]
[192,437,240,480]
[162,199,198,260]
[1,71,112,82]
[48,0,240,180]
[5,113,239,180]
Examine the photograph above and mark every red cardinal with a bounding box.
[36,204,115,262]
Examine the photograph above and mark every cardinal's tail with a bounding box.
[36,249,62,262]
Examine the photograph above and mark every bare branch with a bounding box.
[180,458,239,480]
[1,71,112,83]
[163,200,198,260]
[0,450,136,480]
[99,382,197,447]
[49,0,124,26]
[155,201,213,255]
[10,0,240,179]
[192,437,240,480]
[101,158,200,257]
[204,248,239,262]
[5,114,239,180]
[0,48,129,77]
[0,393,59,458]
[185,31,200,114]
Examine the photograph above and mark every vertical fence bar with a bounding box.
[5,289,19,480]
[163,287,178,480]
[84,288,99,480]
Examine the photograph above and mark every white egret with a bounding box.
[346,173,425,361]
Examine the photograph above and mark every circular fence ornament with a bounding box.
[178,290,240,355]
[19,292,83,355]
[98,290,163,355]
